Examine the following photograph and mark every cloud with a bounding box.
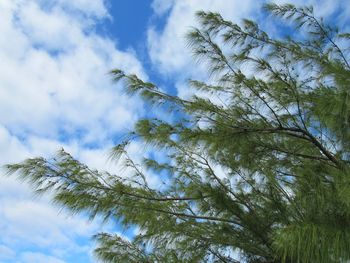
[151,0,174,16]
[148,0,350,79]
[147,0,256,77]
[148,0,350,96]
[56,0,109,18]
[1,199,88,248]
[0,117,108,263]
[0,124,142,262]
[0,0,149,262]
[0,0,145,145]
[19,252,66,263]
[0,245,16,261]
[147,0,262,105]
[272,0,349,20]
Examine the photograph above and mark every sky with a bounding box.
[0,0,349,262]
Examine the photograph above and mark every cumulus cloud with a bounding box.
[0,0,148,261]
[0,0,145,144]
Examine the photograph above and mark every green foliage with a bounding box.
[5,3,350,263]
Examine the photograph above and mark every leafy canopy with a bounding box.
[6,3,350,263]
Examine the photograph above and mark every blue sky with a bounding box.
[102,0,153,49]
[0,0,349,262]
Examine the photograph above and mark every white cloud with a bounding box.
[148,0,350,100]
[272,0,348,19]
[151,0,174,16]
[0,123,138,262]
[20,252,65,263]
[147,0,260,105]
[148,0,256,77]
[0,0,148,261]
[0,121,106,262]
[15,1,82,51]
[0,245,16,261]
[162,0,349,110]
[0,0,145,144]
[56,0,109,18]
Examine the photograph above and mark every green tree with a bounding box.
[6,3,350,263]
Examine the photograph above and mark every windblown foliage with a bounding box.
[6,3,350,262]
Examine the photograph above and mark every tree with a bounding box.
[6,3,350,262]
